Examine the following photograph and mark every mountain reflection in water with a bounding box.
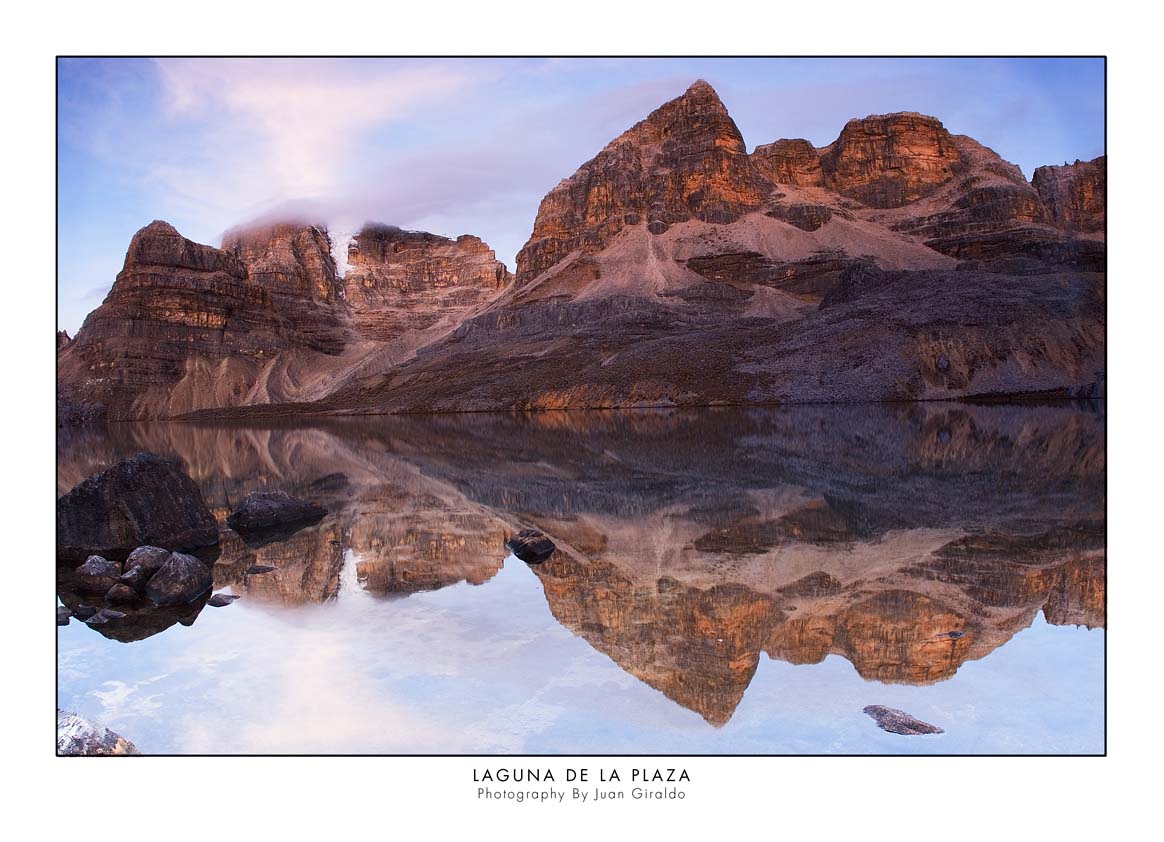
[56,404,1105,752]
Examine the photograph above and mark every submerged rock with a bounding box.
[72,604,98,620]
[57,709,140,756]
[83,608,127,626]
[57,606,72,626]
[207,593,240,607]
[506,529,557,564]
[144,552,212,607]
[226,491,327,533]
[863,705,944,735]
[56,454,219,561]
[105,583,139,602]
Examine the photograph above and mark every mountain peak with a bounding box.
[684,78,719,98]
[515,79,768,282]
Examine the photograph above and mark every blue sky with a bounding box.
[57,57,1105,334]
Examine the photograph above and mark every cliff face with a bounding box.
[514,80,771,282]
[343,225,510,341]
[222,221,341,302]
[819,113,963,207]
[1033,156,1106,233]
[56,219,514,420]
[57,221,355,420]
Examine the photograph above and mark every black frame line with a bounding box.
[54,54,1108,763]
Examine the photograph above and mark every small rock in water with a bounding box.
[57,606,72,626]
[83,608,127,626]
[506,528,556,564]
[72,604,98,620]
[105,583,139,602]
[936,630,966,639]
[226,491,327,532]
[246,565,276,574]
[863,705,944,735]
[207,593,241,607]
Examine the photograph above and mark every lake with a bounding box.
[56,404,1105,754]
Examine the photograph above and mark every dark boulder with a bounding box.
[226,491,327,534]
[105,583,139,602]
[57,606,72,626]
[124,546,172,578]
[144,552,213,607]
[863,705,944,735]
[506,529,556,564]
[72,604,98,620]
[75,556,122,594]
[118,565,151,593]
[57,454,219,561]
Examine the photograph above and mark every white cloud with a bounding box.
[146,58,483,237]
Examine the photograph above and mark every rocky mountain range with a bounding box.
[57,81,1105,421]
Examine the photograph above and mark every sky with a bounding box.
[56,57,1106,334]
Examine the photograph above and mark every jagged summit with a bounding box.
[514,80,770,282]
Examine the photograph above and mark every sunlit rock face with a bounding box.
[222,220,343,305]
[1033,156,1106,233]
[343,225,510,341]
[514,80,772,282]
[818,113,963,208]
[57,220,351,421]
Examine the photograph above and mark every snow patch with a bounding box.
[329,229,356,280]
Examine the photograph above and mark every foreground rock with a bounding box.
[57,709,140,755]
[506,529,556,564]
[75,556,122,593]
[207,593,241,607]
[144,552,213,606]
[226,491,327,533]
[863,705,944,735]
[56,454,219,561]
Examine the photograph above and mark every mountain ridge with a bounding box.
[58,80,1105,422]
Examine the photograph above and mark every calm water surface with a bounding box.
[56,405,1105,754]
